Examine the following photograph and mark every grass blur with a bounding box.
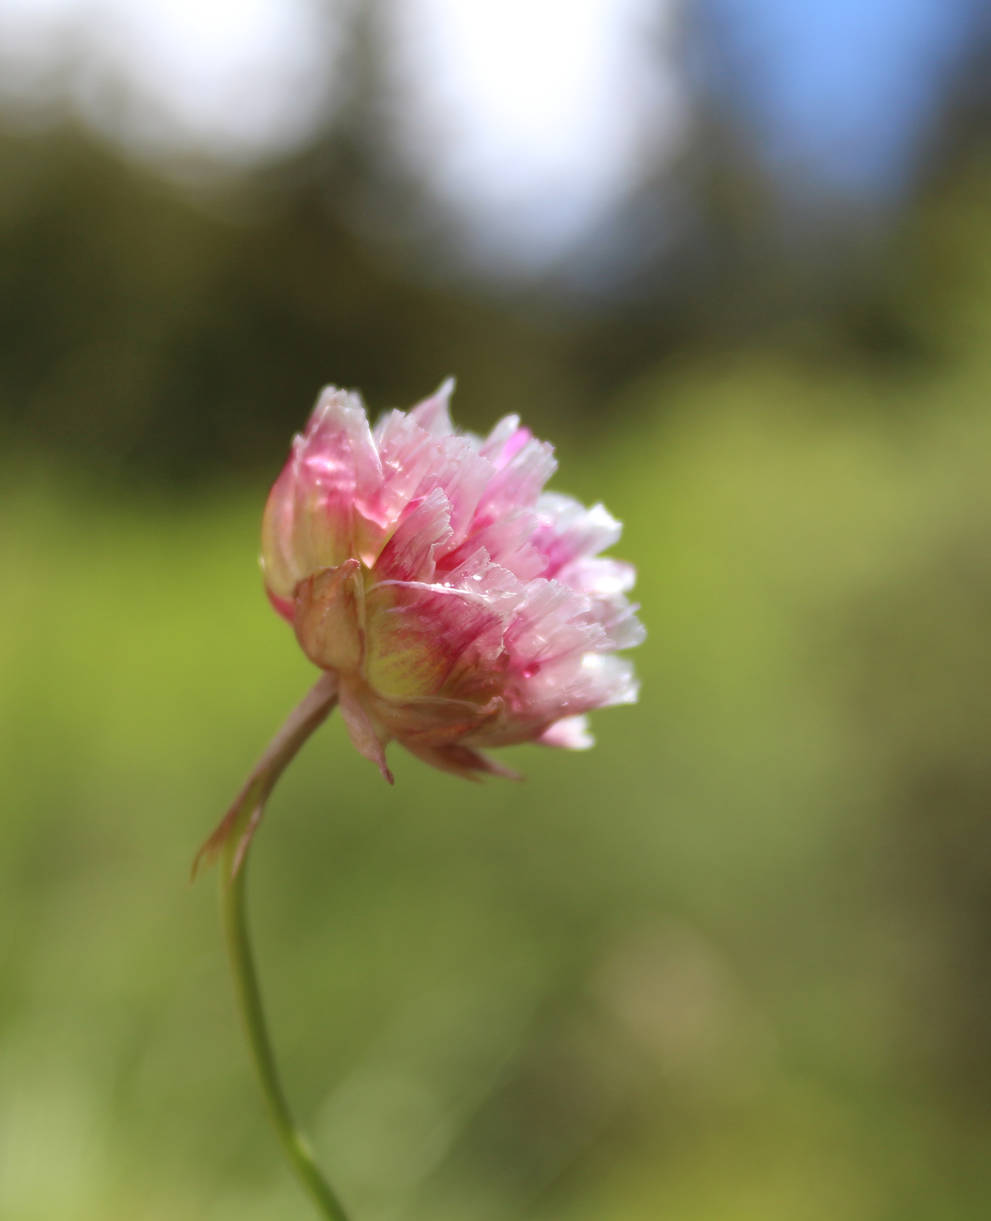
[3,336,991,1219]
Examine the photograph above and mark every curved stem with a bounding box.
[200,673,351,1220]
[220,838,351,1220]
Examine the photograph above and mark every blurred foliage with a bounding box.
[3,14,991,1220]
[0,120,586,483]
[3,102,988,485]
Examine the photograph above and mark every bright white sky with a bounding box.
[0,0,684,265]
[397,0,684,258]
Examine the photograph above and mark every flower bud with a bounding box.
[261,381,643,779]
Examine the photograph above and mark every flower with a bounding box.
[261,380,644,781]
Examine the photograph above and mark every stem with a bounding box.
[220,838,351,1220]
[201,672,351,1220]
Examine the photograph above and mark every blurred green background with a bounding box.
[3,3,991,1218]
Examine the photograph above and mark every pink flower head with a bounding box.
[261,380,644,781]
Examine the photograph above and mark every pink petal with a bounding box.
[261,388,388,595]
[560,556,636,596]
[406,377,456,435]
[479,415,523,465]
[493,651,638,740]
[304,389,390,562]
[532,494,623,577]
[292,560,364,674]
[538,715,594,750]
[479,438,557,517]
[363,575,512,701]
[306,388,383,497]
[376,488,454,583]
[480,417,532,470]
[266,587,295,624]
[555,558,644,650]
[504,579,610,673]
[261,456,306,603]
[436,508,544,582]
[338,680,393,784]
[375,419,489,545]
[374,692,503,746]
[403,741,521,781]
[570,653,640,708]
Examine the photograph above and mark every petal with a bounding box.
[292,560,364,674]
[538,715,594,750]
[476,427,557,516]
[306,388,383,498]
[375,418,489,545]
[592,598,646,651]
[376,488,454,583]
[488,651,638,744]
[532,494,623,577]
[480,417,533,470]
[260,447,312,601]
[375,693,503,747]
[479,415,522,465]
[436,507,544,582]
[503,579,610,673]
[261,388,387,596]
[571,652,640,708]
[303,388,389,562]
[560,556,636,597]
[338,680,393,784]
[406,376,456,435]
[363,574,512,701]
[266,587,295,624]
[403,741,520,781]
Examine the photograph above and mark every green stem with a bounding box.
[220,844,351,1220]
[209,673,351,1221]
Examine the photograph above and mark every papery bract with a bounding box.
[261,380,644,781]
